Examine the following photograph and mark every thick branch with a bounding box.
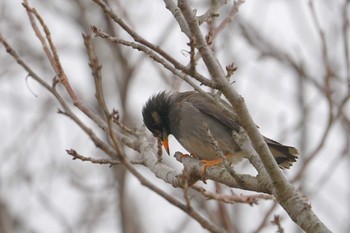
[176,1,331,232]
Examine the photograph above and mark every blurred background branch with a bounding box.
[0,0,349,232]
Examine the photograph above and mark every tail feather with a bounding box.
[264,137,299,169]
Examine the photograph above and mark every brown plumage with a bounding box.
[142,91,298,171]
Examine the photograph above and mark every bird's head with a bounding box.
[142,92,172,154]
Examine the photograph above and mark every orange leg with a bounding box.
[200,154,234,175]
[200,158,223,175]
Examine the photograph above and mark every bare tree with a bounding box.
[1,0,349,232]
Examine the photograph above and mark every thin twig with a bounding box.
[22,2,111,134]
[66,149,121,165]
[197,0,227,25]
[271,215,285,233]
[82,33,109,116]
[22,0,57,74]
[208,0,245,42]
[252,202,278,233]
[92,26,210,92]
[111,110,140,136]
[342,0,350,87]
[93,0,215,88]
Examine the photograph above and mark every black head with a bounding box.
[142,91,172,140]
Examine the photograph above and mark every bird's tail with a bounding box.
[264,137,299,169]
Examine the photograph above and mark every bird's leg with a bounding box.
[200,159,223,175]
[200,154,234,175]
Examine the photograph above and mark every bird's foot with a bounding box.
[200,158,223,175]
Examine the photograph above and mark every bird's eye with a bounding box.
[151,111,161,125]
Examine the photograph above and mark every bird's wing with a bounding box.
[182,92,241,132]
[172,92,298,168]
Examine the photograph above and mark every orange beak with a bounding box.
[162,137,170,155]
[161,130,170,155]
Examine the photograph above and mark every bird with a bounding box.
[142,91,298,174]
